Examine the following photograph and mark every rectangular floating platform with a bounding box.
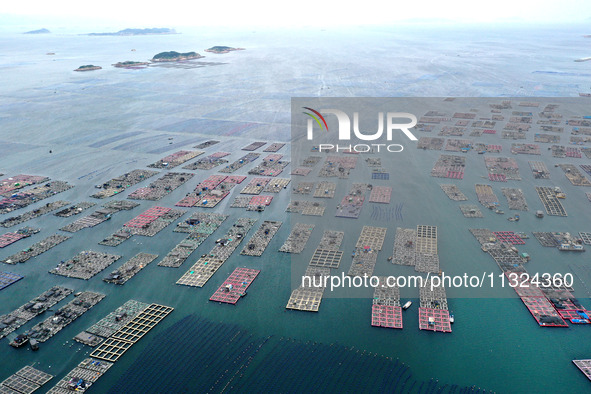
[128,172,194,200]
[50,251,121,280]
[194,140,219,149]
[460,205,483,218]
[348,226,387,277]
[0,200,70,228]
[90,304,174,362]
[29,291,105,342]
[91,169,159,199]
[248,154,289,177]
[0,174,50,196]
[263,142,285,152]
[440,184,467,201]
[176,175,245,208]
[183,151,230,170]
[279,223,315,254]
[0,287,73,340]
[535,186,567,216]
[313,181,336,198]
[0,227,38,247]
[558,164,591,186]
[220,153,261,173]
[369,186,392,204]
[209,268,260,304]
[502,188,528,210]
[371,172,390,180]
[1,366,53,394]
[286,267,330,312]
[393,227,417,266]
[579,232,591,245]
[291,167,312,176]
[529,161,550,179]
[335,183,367,219]
[573,360,591,382]
[75,299,150,347]
[176,218,257,288]
[521,296,568,327]
[430,155,465,179]
[493,231,526,245]
[60,200,139,232]
[241,177,271,194]
[147,150,204,169]
[309,248,344,269]
[418,308,452,332]
[0,181,73,215]
[475,184,500,208]
[485,156,521,181]
[241,220,282,256]
[104,253,158,285]
[371,305,403,329]
[242,141,266,151]
[263,177,290,193]
[54,201,96,217]
[319,155,358,178]
[0,272,23,291]
[2,234,70,264]
[47,358,113,394]
[371,277,403,329]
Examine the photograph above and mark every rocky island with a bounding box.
[74,65,102,72]
[113,61,150,68]
[151,51,204,62]
[24,28,50,34]
[205,46,245,54]
[88,28,176,36]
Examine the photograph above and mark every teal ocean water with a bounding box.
[0,25,591,393]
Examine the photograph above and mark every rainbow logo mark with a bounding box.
[302,107,329,132]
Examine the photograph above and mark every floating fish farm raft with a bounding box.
[176,174,245,208]
[369,186,392,204]
[313,181,336,198]
[501,188,528,210]
[0,227,39,248]
[176,217,257,287]
[393,227,417,266]
[0,271,23,291]
[241,220,282,257]
[219,153,260,173]
[0,286,73,340]
[242,141,266,151]
[417,136,444,150]
[240,177,271,194]
[278,223,315,254]
[263,142,285,152]
[419,277,452,333]
[286,266,330,312]
[89,304,174,362]
[535,186,567,216]
[47,358,113,393]
[194,140,219,149]
[475,184,500,209]
[0,181,73,214]
[292,182,314,194]
[444,138,472,152]
[573,360,591,382]
[248,154,289,177]
[371,277,403,329]
[0,366,53,394]
[348,226,387,277]
[90,169,158,198]
[286,200,326,216]
[430,154,465,179]
[415,225,440,273]
[460,205,483,218]
[0,175,49,195]
[54,201,96,217]
[335,183,367,218]
[319,156,357,178]
[128,172,193,200]
[27,291,105,343]
[158,213,228,268]
[209,267,260,304]
[99,206,185,246]
[183,151,230,170]
[484,157,521,181]
[558,164,591,186]
[49,251,121,280]
[74,300,150,347]
[60,200,138,232]
[2,234,70,264]
[510,143,541,155]
[0,200,70,227]
[263,177,290,193]
[147,150,203,169]
[529,161,550,179]
[440,184,467,201]
[104,253,158,285]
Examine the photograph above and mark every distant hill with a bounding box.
[24,28,50,34]
[88,28,176,36]
[151,51,203,62]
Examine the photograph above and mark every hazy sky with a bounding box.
[2,0,590,28]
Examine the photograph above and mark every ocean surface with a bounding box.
[0,24,590,393]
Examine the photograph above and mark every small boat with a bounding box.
[402,301,412,310]
[10,334,29,348]
[387,256,393,261]
[450,314,455,324]
[30,339,39,351]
